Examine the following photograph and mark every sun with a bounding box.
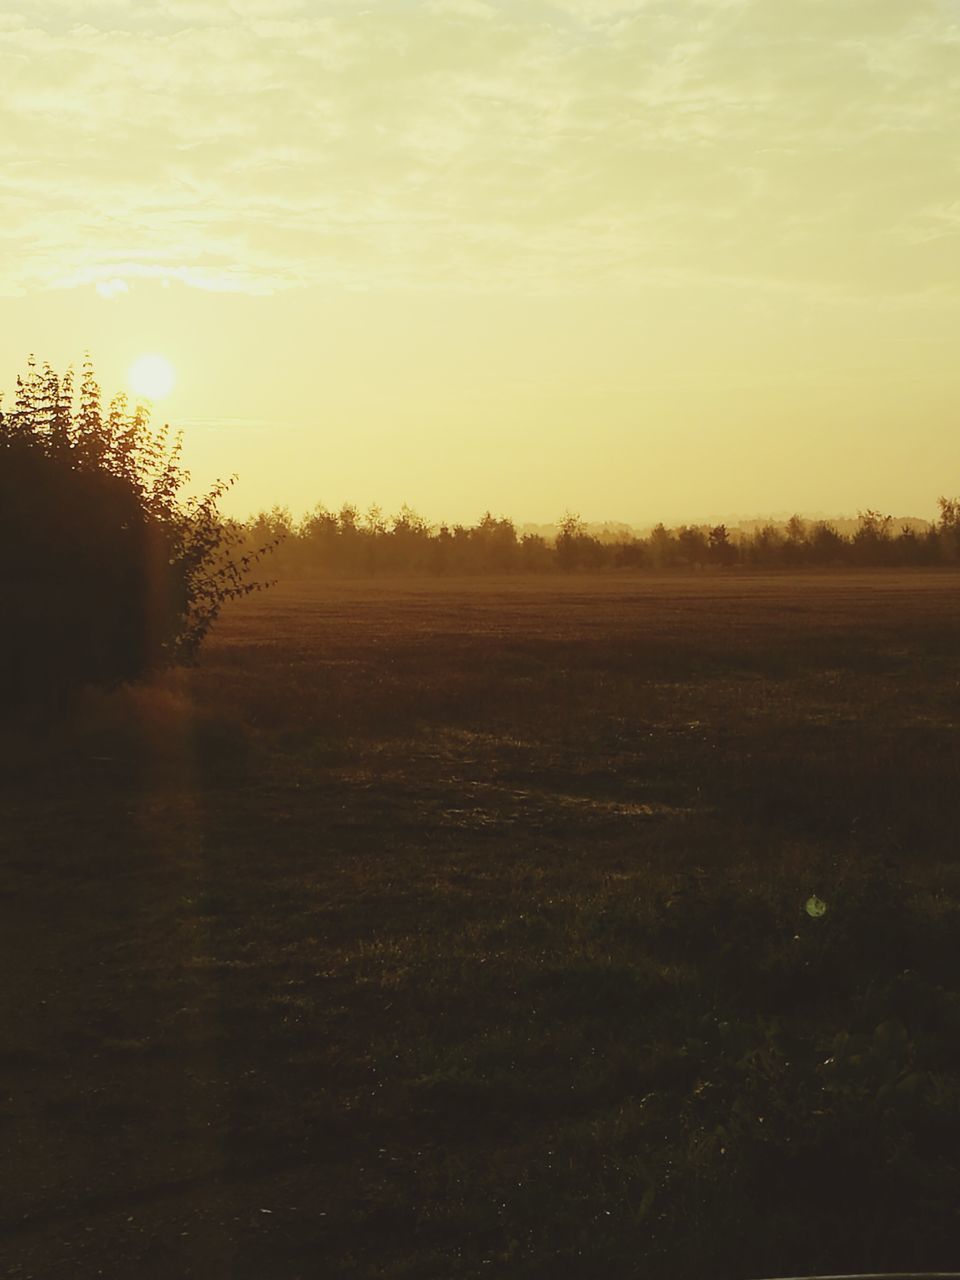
[128,353,176,401]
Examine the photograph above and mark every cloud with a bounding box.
[2,0,958,301]
[424,0,497,18]
[95,277,129,299]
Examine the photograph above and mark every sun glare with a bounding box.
[128,353,176,401]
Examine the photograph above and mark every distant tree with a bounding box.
[646,522,678,569]
[335,503,364,574]
[612,535,645,569]
[245,505,294,572]
[677,526,709,568]
[853,509,893,566]
[242,497,958,581]
[390,504,432,572]
[556,512,586,572]
[519,531,553,572]
[294,504,339,574]
[364,504,387,536]
[892,523,928,566]
[0,357,272,707]
[782,514,808,567]
[785,514,806,544]
[556,511,604,571]
[432,523,454,574]
[744,523,784,569]
[937,496,960,563]
[708,524,737,567]
[808,520,845,566]
[473,512,518,572]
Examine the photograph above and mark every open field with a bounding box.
[3,572,960,1278]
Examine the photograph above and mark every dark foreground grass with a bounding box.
[3,572,960,1278]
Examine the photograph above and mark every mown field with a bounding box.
[3,572,960,1279]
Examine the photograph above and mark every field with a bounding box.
[3,572,960,1279]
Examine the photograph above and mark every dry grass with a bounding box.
[3,572,960,1278]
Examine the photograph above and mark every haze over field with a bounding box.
[4,0,960,522]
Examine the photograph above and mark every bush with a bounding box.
[0,357,272,706]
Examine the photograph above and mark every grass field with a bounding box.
[3,572,960,1279]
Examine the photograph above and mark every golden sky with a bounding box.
[3,0,960,524]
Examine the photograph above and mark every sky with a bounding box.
[2,0,960,525]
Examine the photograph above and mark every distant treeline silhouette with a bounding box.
[237,502,960,576]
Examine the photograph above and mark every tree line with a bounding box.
[236,503,960,576]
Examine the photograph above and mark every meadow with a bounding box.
[3,571,960,1279]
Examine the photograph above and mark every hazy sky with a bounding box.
[3,0,960,523]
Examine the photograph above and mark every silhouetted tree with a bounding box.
[853,509,893,566]
[677,526,709,567]
[235,496,953,580]
[473,512,518,572]
[389,505,431,572]
[519,532,553,572]
[646,522,679,569]
[612,535,646,569]
[708,524,736,566]
[782,514,808,567]
[937,496,960,563]
[808,520,845,566]
[556,512,604,571]
[0,357,271,707]
[556,512,586,572]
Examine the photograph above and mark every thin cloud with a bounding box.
[2,0,959,301]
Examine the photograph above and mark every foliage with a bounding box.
[234,499,960,577]
[0,356,274,703]
[556,511,604,571]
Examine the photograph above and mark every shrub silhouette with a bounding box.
[0,357,270,706]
